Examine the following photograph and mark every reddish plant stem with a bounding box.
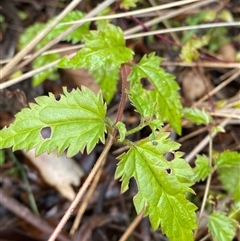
[125,9,230,64]
[114,64,131,126]
[48,64,131,241]
[127,11,182,48]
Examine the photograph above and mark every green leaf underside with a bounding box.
[0,87,106,157]
[208,211,238,241]
[192,155,212,182]
[128,53,182,134]
[90,67,119,103]
[58,24,133,71]
[183,108,212,125]
[115,132,197,241]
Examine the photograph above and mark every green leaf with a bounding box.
[0,87,107,157]
[215,151,240,201]
[115,132,197,241]
[183,108,212,125]
[59,24,133,71]
[207,28,230,52]
[18,23,45,50]
[216,150,240,167]
[0,150,5,165]
[208,211,238,241]
[218,165,240,202]
[191,155,212,182]
[128,82,157,118]
[212,125,225,134]
[115,122,127,142]
[219,10,234,22]
[19,11,89,50]
[95,7,112,30]
[18,10,90,85]
[90,67,119,103]
[128,53,183,134]
[32,54,60,86]
[180,35,210,62]
[120,0,140,9]
[47,11,90,44]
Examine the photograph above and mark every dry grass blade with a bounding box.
[0,0,83,79]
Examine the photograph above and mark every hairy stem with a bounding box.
[114,64,130,126]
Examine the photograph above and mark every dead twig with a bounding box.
[0,189,70,241]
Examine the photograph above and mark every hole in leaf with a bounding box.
[40,126,52,139]
[165,152,175,161]
[165,168,172,175]
[140,78,154,90]
[152,140,158,146]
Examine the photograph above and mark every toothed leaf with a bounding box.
[128,53,182,134]
[58,24,133,71]
[191,155,212,182]
[183,108,212,125]
[115,132,197,241]
[0,87,107,157]
[208,211,238,241]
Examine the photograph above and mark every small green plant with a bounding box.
[1,23,239,241]
[178,9,234,62]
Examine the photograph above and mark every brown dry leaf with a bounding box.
[22,149,84,201]
[181,69,213,104]
[218,43,236,62]
[57,43,100,94]
[62,68,100,94]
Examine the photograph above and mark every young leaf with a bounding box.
[128,82,157,118]
[180,35,209,62]
[183,108,212,125]
[0,87,107,157]
[115,132,197,241]
[191,155,212,182]
[58,24,134,71]
[120,0,140,9]
[115,122,127,142]
[128,53,183,134]
[208,211,238,241]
